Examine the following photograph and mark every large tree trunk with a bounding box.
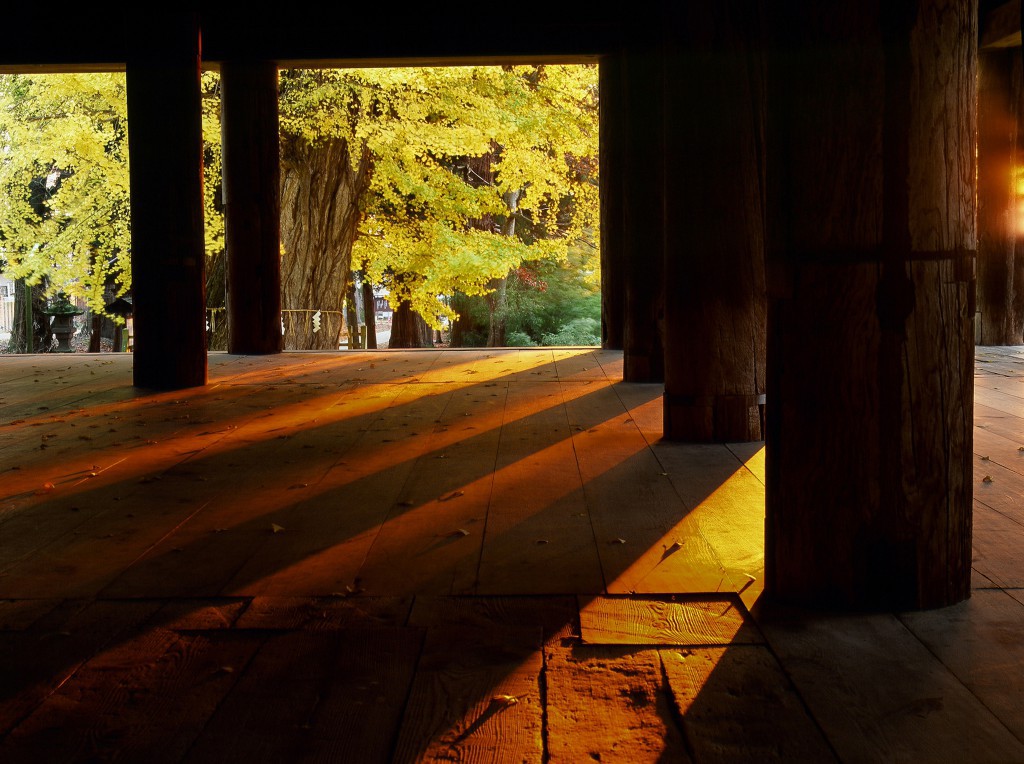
[9,279,51,353]
[280,135,371,350]
[205,247,229,350]
[390,298,432,348]
[977,48,1024,345]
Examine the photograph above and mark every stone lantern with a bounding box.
[42,294,84,353]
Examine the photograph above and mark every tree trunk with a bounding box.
[362,277,377,349]
[485,276,508,347]
[9,279,50,353]
[206,247,229,350]
[766,0,976,610]
[390,298,432,348]
[88,312,102,352]
[449,292,475,347]
[280,135,371,350]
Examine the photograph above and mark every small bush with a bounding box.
[541,317,601,347]
[505,330,536,347]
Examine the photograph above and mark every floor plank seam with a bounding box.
[559,380,610,595]
[894,611,1024,748]
[384,619,429,764]
[974,497,1024,529]
[657,650,697,761]
[747,612,844,763]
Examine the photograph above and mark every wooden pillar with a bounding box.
[126,12,206,388]
[766,1,976,610]
[977,49,1024,345]
[222,60,283,355]
[621,41,665,383]
[661,3,767,442]
[599,52,626,350]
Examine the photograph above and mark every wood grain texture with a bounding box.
[391,625,544,764]
[545,643,692,764]
[760,608,1024,762]
[0,599,163,735]
[900,588,1024,742]
[222,59,282,355]
[233,596,411,630]
[408,595,579,643]
[187,628,421,764]
[578,596,761,646]
[662,2,766,442]
[660,646,837,762]
[766,0,976,609]
[2,628,261,763]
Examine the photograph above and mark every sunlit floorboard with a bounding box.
[0,347,1021,762]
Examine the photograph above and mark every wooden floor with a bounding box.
[0,347,1022,762]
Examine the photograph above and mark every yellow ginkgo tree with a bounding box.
[0,72,131,350]
[276,64,599,348]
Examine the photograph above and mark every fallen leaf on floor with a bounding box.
[981,455,990,461]
[491,694,521,707]
[447,528,470,537]
[983,476,993,483]
[610,538,627,545]
[271,523,286,533]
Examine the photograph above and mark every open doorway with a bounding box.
[203,64,600,352]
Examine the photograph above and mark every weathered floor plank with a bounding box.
[545,643,692,764]
[187,628,422,764]
[758,608,1024,762]
[899,588,1024,743]
[578,595,761,646]
[391,625,544,764]
[1,628,263,763]
[660,646,837,762]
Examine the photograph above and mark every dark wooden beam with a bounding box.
[981,0,1020,48]
[222,60,283,355]
[977,49,1024,344]
[620,42,665,383]
[126,13,207,389]
[661,2,767,442]
[765,0,976,610]
[599,53,626,350]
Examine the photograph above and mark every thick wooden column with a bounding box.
[599,52,626,350]
[222,60,283,355]
[621,42,665,382]
[766,1,976,610]
[126,13,207,388]
[977,49,1024,345]
[661,3,767,442]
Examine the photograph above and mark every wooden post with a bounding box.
[599,52,626,350]
[765,1,976,610]
[126,12,206,388]
[222,60,283,355]
[362,279,377,349]
[621,40,665,383]
[977,49,1024,345]
[661,3,767,442]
